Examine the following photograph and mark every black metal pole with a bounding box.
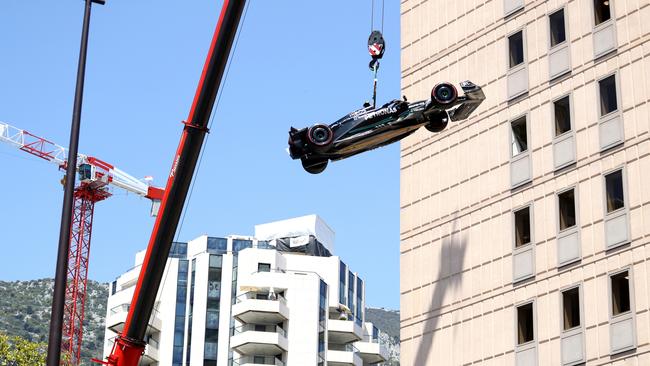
[47,0,103,365]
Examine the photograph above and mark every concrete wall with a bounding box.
[400,0,650,364]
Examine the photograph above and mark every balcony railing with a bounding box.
[231,324,287,338]
[235,291,287,304]
[229,355,285,366]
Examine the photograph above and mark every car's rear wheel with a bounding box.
[301,157,328,174]
[307,124,333,147]
[431,82,458,105]
[424,110,449,133]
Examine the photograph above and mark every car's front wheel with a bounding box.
[301,157,328,174]
[424,111,449,133]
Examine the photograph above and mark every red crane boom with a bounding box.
[102,1,246,365]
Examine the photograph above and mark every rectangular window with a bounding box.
[599,74,618,116]
[514,206,531,248]
[509,31,525,68]
[232,239,252,252]
[511,116,528,156]
[517,302,535,345]
[594,0,611,26]
[558,189,576,231]
[554,96,571,136]
[562,287,581,330]
[611,271,631,316]
[549,9,566,47]
[605,170,625,213]
[339,262,347,304]
[258,263,271,272]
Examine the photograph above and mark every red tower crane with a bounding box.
[0,121,164,365]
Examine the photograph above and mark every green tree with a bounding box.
[0,332,46,366]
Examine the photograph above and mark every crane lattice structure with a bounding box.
[0,122,163,365]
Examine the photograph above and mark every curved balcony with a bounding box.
[106,304,162,335]
[230,324,288,356]
[327,343,362,366]
[327,319,363,344]
[231,355,285,366]
[355,335,389,364]
[232,292,289,325]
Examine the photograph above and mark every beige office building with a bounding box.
[399,0,650,365]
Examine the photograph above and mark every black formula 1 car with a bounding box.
[288,81,485,174]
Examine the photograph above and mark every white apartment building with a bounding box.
[103,215,389,366]
[400,0,650,365]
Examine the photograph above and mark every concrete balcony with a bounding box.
[232,292,290,325]
[232,355,285,366]
[106,304,162,335]
[327,347,362,366]
[328,319,363,344]
[231,324,288,356]
[105,335,159,365]
[355,339,389,364]
[141,337,159,365]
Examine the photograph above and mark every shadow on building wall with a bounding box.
[413,217,467,366]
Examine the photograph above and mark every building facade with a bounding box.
[400,0,649,365]
[103,215,388,365]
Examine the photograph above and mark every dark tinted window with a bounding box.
[511,116,528,155]
[517,302,535,344]
[559,189,576,230]
[554,96,571,136]
[594,0,611,25]
[258,263,271,272]
[611,271,631,316]
[509,31,525,68]
[605,170,625,213]
[514,207,531,248]
[562,287,581,330]
[549,9,566,47]
[599,75,618,116]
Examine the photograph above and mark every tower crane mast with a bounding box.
[0,121,163,365]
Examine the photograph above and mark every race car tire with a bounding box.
[424,111,449,133]
[301,157,328,174]
[307,124,334,147]
[431,82,458,105]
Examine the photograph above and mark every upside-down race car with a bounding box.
[288,81,485,174]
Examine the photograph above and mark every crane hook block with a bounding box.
[368,30,385,60]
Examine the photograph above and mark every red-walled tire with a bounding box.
[307,124,334,147]
[431,82,458,105]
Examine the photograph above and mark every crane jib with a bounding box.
[105,1,247,365]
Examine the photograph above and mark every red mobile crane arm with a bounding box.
[103,1,247,365]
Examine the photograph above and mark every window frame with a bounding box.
[592,0,613,28]
[507,28,527,71]
[512,203,535,283]
[514,299,537,349]
[597,72,621,120]
[552,94,573,139]
[607,267,637,354]
[560,284,584,333]
[603,167,627,216]
[557,186,579,234]
[551,93,576,171]
[512,203,534,250]
[548,6,568,50]
[556,185,582,267]
[510,114,530,158]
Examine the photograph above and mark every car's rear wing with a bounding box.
[448,80,485,122]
